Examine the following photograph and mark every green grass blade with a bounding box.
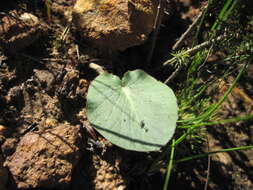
[163,139,176,190]
[176,145,253,163]
[174,129,191,145]
[179,63,247,124]
[179,114,253,129]
[211,0,238,32]
[45,0,52,21]
[198,63,247,122]
[194,0,213,45]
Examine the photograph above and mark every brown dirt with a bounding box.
[0,0,252,190]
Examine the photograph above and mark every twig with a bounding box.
[60,24,70,42]
[19,54,72,64]
[89,62,106,74]
[204,135,211,190]
[41,58,70,62]
[19,53,44,64]
[21,123,37,135]
[194,1,212,45]
[76,44,80,60]
[147,0,165,65]
[164,39,212,84]
[172,5,208,50]
[164,66,181,84]
[163,35,227,67]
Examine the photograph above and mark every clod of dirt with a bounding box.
[34,69,55,92]
[0,153,8,190]
[56,68,80,100]
[4,124,83,189]
[20,90,61,132]
[91,154,126,190]
[1,138,19,157]
[85,137,126,190]
[72,0,158,51]
[0,11,46,53]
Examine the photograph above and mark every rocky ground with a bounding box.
[0,0,252,190]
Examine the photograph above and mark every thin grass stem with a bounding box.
[179,114,253,129]
[211,0,233,31]
[197,63,247,122]
[176,145,253,163]
[163,139,176,190]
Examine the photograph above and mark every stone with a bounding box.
[72,0,158,51]
[0,125,7,136]
[4,124,83,189]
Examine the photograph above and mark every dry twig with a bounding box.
[172,5,208,50]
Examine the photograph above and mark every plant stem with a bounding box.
[193,0,212,45]
[198,63,248,122]
[211,0,238,32]
[178,62,248,124]
[163,35,227,67]
[174,129,191,145]
[147,0,164,65]
[179,114,253,129]
[173,4,208,50]
[176,145,253,163]
[163,139,176,190]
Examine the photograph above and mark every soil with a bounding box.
[0,0,253,190]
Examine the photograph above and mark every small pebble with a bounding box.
[0,125,7,136]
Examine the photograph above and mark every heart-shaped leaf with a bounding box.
[87,70,178,152]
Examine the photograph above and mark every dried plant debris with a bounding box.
[0,11,46,53]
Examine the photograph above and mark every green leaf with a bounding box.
[86,70,178,152]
